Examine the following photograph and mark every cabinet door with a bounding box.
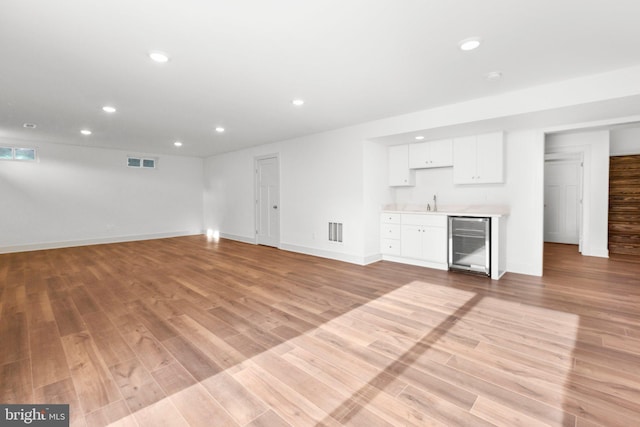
[400,225,423,259]
[422,226,448,263]
[380,238,401,255]
[388,145,415,186]
[429,139,453,168]
[408,142,430,169]
[453,136,477,184]
[380,224,401,240]
[475,132,504,183]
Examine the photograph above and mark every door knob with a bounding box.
[273,205,278,209]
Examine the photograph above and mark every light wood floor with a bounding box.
[2,237,640,426]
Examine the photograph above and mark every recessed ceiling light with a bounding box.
[23,123,37,129]
[415,136,425,140]
[459,37,481,51]
[292,99,305,106]
[485,71,503,82]
[80,129,92,135]
[102,106,116,113]
[215,127,225,133]
[174,141,183,147]
[149,51,170,63]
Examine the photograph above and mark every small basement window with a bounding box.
[127,156,156,169]
[128,157,141,167]
[15,148,36,161]
[0,147,12,160]
[0,146,37,161]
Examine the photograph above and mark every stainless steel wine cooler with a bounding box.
[448,216,490,276]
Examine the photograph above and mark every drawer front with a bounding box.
[380,224,401,239]
[401,213,447,227]
[380,238,401,255]
[380,213,401,224]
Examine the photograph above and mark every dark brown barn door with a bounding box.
[609,155,640,255]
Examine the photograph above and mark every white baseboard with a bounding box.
[363,253,383,265]
[381,255,448,271]
[505,261,542,277]
[582,249,609,258]
[279,243,371,266]
[0,230,201,254]
[219,233,256,245]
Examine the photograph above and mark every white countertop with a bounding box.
[382,204,509,217]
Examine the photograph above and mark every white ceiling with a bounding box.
[1,0,640,157]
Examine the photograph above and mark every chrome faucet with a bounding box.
[433,194,437,212]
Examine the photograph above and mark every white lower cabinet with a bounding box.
[380,238,401,256]
[380,210,506,279]
[400,214,447,264]
[381,213,448,270]
[380,213,401,255]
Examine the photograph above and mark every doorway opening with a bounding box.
[543,152,584,253]
[609,154,640,256]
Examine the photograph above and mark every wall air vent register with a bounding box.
[328,222,343,243]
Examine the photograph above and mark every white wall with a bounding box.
[611,126,640,155]
[545,131,610,257]
[202,147,257,243]
[0,141,204,252]
[363,140,392,262]
[203,127,370,264]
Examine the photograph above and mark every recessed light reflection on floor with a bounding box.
[206,229,220,241]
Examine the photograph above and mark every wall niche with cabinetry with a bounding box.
[387,131,504,187]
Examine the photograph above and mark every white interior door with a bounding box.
[544,157,582,245]
[256,156,280,247]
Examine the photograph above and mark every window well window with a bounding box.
[128,157,141,167]
[0,146,37,161]
[14,148,36,161]
[127,156,157,169]
[0,147,12,160]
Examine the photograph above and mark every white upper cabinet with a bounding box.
[408,138,453,169]
[476,132,504,183]
[452,135,476,182]
[388,145,415,186]
[453,132,504,184]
